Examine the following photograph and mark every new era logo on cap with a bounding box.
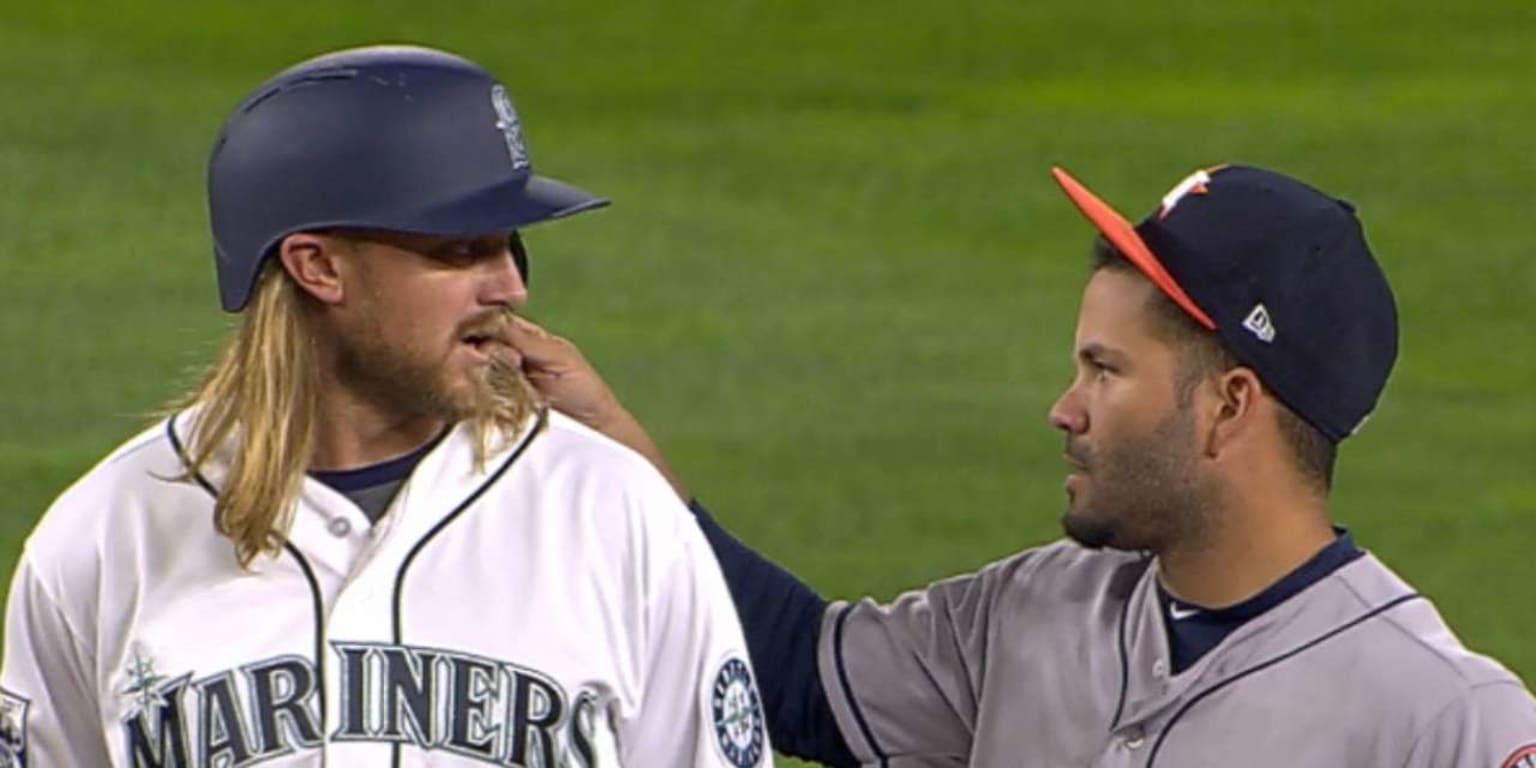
[1242,303,1276,343]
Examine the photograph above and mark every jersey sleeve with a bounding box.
[619,492,775,767]
[815,561,1008,766]
[1,556,112,766]
[1401,681,1536,767]
[689,500,854,766]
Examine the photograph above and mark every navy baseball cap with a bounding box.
[1052,165,1398,442]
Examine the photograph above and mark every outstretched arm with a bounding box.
[502,317,692,500]
[501,317,857,766]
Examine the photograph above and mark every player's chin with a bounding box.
[435,370,486,413]
[1060,506,1118,550]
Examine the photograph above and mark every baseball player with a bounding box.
[504,165,1536,766]
[0,45,771,768]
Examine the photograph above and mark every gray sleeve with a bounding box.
[815,560,1012,766]
[1401,681,1536,767]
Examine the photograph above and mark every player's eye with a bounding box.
[430,239,495,265]
[1075,347,1122,382]
[1088,358,1116,379]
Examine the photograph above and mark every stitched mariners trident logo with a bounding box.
[710,657,765,767]
[490,84,531,171]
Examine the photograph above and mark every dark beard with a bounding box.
[1060,405,1210,553]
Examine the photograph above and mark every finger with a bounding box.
[501,316,563,358]
[524,368,564,383]
[486,342,524,369]
[508,314,552,339]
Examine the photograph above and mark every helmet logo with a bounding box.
[491,85,531,171]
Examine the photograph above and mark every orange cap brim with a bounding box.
[1051,167,1216,330]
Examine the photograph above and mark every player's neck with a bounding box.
[308,389,448,472]
[1156,492,1334,609]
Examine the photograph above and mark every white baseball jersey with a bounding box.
[818,540,1536,766]
[1,408,773,768]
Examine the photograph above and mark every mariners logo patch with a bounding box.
[0,688,29,768]
[710,656,765,767]
[1501,744,1536,768]
[490,84,531,171]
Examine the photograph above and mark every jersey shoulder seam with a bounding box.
[14,551,96,673]
[1334,567,1507,691]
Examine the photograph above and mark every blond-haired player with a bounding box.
[1,45,769,768]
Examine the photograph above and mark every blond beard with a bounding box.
[331,305,544,458]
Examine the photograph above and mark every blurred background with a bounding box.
[2,2,1532,764]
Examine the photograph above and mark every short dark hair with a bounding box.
[1090,238,1337,490]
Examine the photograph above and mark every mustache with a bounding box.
[457,309,517,339]
[1065,439,1091,469]
[454,310,528,384]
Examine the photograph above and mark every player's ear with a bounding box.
[276,232,348,305]
[1205,366,1263,457]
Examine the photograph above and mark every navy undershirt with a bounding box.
[309,429,449,522]
[1157,529,1365,674]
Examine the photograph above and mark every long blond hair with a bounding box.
[175,261,540,568]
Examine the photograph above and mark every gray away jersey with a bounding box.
[817,540,1536,767]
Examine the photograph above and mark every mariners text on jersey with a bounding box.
[119,643,604,768]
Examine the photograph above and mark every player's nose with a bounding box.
[481,245,529,310]
[1048,383,1087,434]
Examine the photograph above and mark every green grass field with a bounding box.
[2,1,1533,763]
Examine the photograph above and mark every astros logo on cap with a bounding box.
[1158,169,1211,219]
[1158,164,1235,219]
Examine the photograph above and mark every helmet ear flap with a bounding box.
[510,230,530,285]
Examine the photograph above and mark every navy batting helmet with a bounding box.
[207,44,608,312]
